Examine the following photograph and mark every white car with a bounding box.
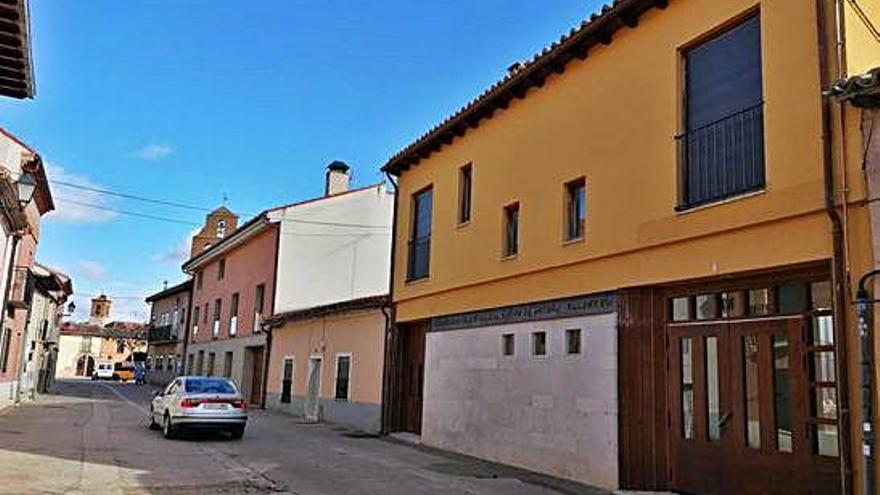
[148,376,248,439]
[92,363,115,380]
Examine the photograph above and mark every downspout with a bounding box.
[1,234,19,402]
[818,1,854,493]
[380,172,399,435]
[180,286,193,376]
[260,224,282,409]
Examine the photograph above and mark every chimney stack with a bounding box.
[325,161,351,196]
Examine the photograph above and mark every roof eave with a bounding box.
[381,0,669,176]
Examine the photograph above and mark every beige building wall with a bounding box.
[266,309,385,431]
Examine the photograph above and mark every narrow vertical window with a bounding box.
[743,335,761,448]
[565,178,586,241]
[458,164,472,224]
[218,259,226,280]
[681,337,694,439]
[192,306,200,336]
[335,355,351,401]
[230,293,239,336]
[502,333,515,356]
[503,202,520,258]
[0,328,11,372]
[566,329,582,355]
[254,284,265,314]
[281,357,294,403]
[773,334,794,453]
[407,187,433,280]
[196,271,203,290]
[213,298,222,338]
[223,351,233,378]
[531,331,546,356]
[705,336,721,441]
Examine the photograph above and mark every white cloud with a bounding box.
[76,260,109,281]
[68,292,149,324]
[44,163,118,224]
[151,228,198,266]
[134,143,173,161]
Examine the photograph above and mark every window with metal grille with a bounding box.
[407,187,432,281]
[678,15,764,209]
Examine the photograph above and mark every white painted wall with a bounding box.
[56,335,102,378]
[422,312,619,489]
[271,184,393,313]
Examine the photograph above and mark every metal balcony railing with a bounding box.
[148,325,176,343]
[676,103,765,209]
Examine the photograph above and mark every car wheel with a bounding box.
[147,407,160,430]
[162,413,177,439]
[230,425,245,440]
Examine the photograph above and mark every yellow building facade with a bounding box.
[383,1,880,494]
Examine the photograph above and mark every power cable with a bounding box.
[847,0,880,42]
[51,180,212,212]
[54,196,200,227]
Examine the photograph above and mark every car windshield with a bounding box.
[184,378,236,394]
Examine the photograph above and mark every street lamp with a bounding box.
[66,301,76,316]
[15,172,36,206]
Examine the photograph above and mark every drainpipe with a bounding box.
[1,234,19,402]
[818,1,854,494]
[380,171,399,435]
[857,271,878,495]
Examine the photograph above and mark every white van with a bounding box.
[92,363,115,380]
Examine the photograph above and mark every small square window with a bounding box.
[532,331,546,357]
[811,281,832,311]
[695,294,718,320]
[748,288,772,315]
[566,329,581,355]
[778,283,807,314]
[671,297,690,321]
[721,292,746,318]
[502,334,514,356]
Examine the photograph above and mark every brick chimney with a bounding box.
[325,161,350,196]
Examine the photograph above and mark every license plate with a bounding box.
[204,403,227,410]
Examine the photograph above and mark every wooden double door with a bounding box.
[668,317,839,495]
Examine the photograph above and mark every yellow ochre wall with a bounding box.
[843,0,880,76]
[266,310,385,405]
[392,0,871,323]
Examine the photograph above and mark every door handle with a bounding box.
[719,411,733,428]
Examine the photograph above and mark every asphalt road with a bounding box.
[0,380,608,495]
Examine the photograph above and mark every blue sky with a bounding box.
[0,0,603,321]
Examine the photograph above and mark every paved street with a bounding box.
[0,380,606,495]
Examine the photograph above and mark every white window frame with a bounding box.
[333,352,353,402]
[229,315,238,336]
